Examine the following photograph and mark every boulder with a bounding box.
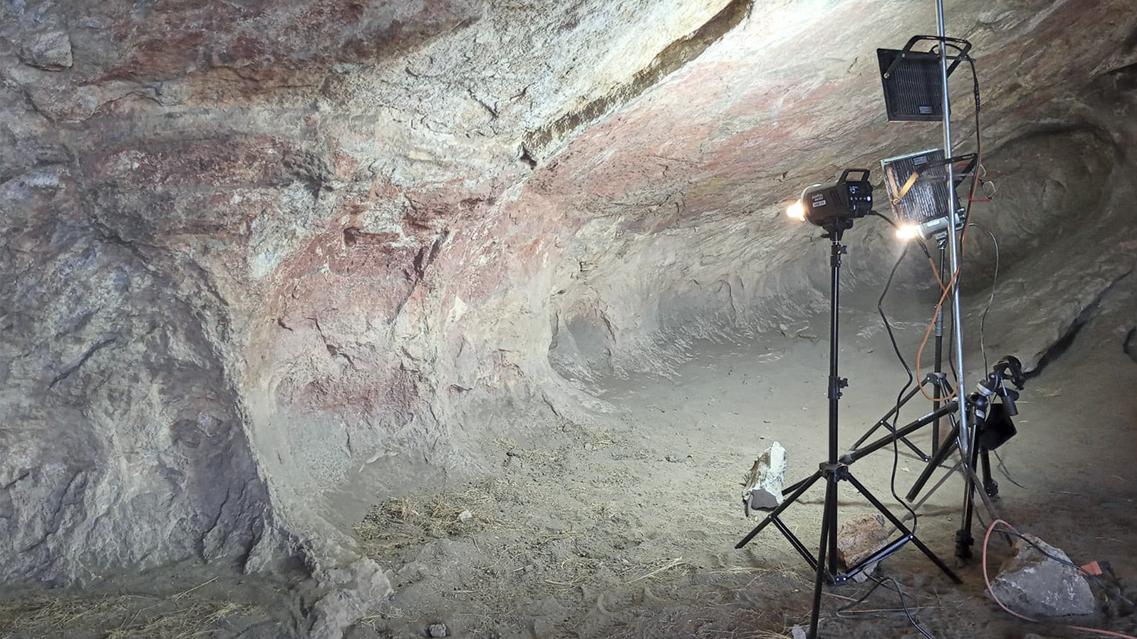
[990,534,1096,618]
[308,559,394,639]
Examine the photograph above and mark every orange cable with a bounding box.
[912,148,983,402]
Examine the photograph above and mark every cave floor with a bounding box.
[0,561,301,638]
[351,308,1137,639]
[3,307,1136,639]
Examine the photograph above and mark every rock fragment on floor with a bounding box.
[835,513,890,570]
[743,441,787,514]
[428,622,448,637]
[309,558,394,639]
[990,534,1096,617]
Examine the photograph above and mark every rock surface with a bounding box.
[308,558,394,639]
[990,534,1096,618]
[17,29,72,71]
[1,0,1136,634]
[743,441,787,513]
[836,513,891,570]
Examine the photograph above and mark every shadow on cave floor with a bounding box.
[345,292,1137,638]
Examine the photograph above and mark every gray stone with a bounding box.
[18,29,73,71]
[743,442,787,513]
[428,623,448,638]
[309,559,394,639]
[990,534,1096,618]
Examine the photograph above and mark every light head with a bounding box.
[786,169,874,232]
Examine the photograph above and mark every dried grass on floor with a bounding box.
[354,479,507,559]
[0,589,258,639]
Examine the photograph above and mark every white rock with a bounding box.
[743,442,787,514]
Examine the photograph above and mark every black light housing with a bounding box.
[786,169,874,231]
[877,35,971,122]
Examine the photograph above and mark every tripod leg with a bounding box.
[827,475,838,576]
[850,380,931,460]
[904,460,961,517]
[981,448,998,497]
[736,470,822,549]
[845,472,962,584]
[808,476,836,639]
[850,379,926,450]
[905,422,959,501]
[771,517,819,571]
[895,427,930,462]
[956,429,983,560]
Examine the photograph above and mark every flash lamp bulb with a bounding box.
[786,201,806,221]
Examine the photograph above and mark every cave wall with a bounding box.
[2,0,1135,604]
[1,0,744,587]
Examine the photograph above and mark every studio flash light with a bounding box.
[785,169,874,231]
[881,148,957,240]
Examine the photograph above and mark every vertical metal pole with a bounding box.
[932,242,946,454]
[827,235,843,575]
[936,0,970,462]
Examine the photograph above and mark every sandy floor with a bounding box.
[349,298,1137,639]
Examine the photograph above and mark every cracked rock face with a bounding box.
[2,0,1136,607]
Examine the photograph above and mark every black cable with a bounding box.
[867,211,896,229]
[876,576,937,639]
[835,576,889,616]
[969,222,1000,379]
[837,574,936,639]
[874,231,922,534]
[991,449,1026,489]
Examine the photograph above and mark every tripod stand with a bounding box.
[812,356,1020,560]
[735,222,960,639]
[905,356,1024,557]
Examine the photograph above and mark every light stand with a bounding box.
[835,358,1009,559]
[934,0,979,562]
[735,214,960,639]
[931,238,948,453]
[868,0,980,558]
